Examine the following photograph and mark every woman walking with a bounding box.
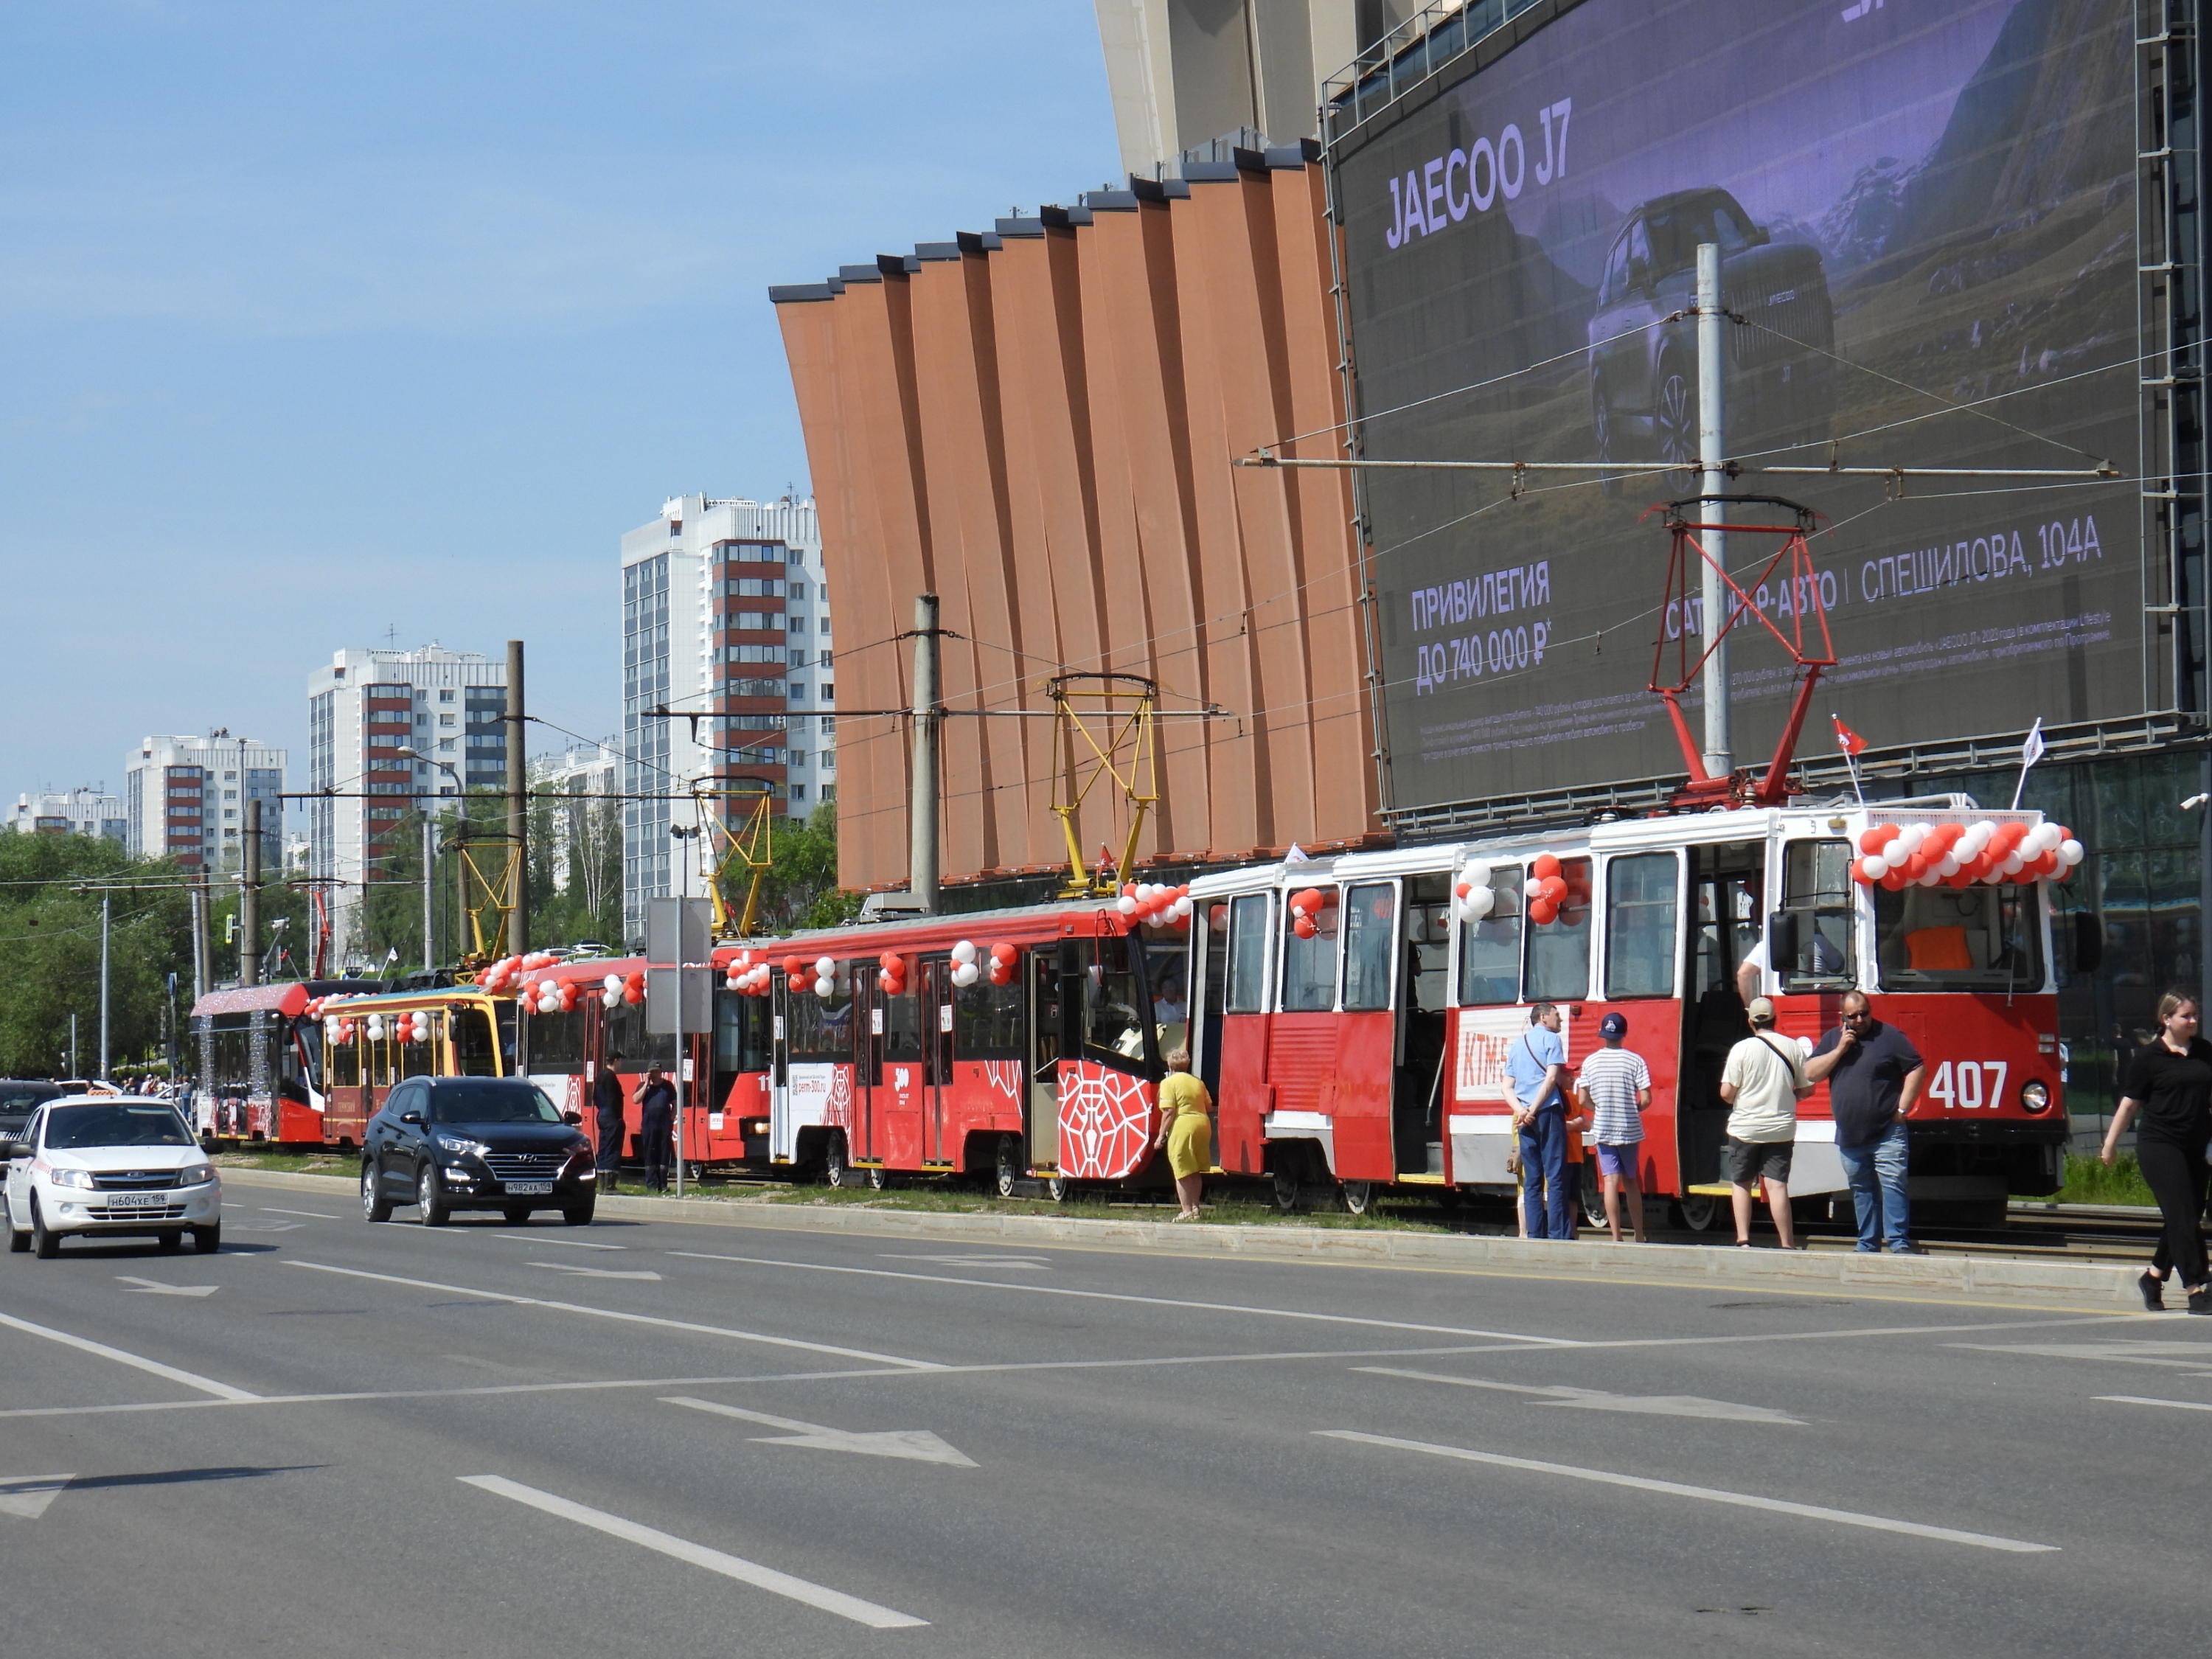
[1152,1048,1214,1222]
[2103,989,2212,1315]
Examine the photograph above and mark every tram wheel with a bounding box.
[823,1134,854,1189]
[866,1165,889,1192]
[1271,1169,1301,1214]
[994,1134,1023,1199]
[1579,1164,1607,1232]
[1048,1172,1076,1203]
[1674,1192,1720,1232]
[1340,1180,1375,1216]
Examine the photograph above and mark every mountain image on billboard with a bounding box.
[1337,0,2142,810]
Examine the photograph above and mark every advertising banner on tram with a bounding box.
[1334,0,2142,807]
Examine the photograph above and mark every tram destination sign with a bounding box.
[1335,0,2145,809]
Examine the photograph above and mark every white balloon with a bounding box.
[952,961,979,987]
[2061,838,2084,865]
[1463,886,1495,919]
[951,940,978,964]
[1172,895,1193,919]
[1524,877,1545,899]
[1461,860,1492,888]
[1937,855,1961,877]
[604,973,623,992]
[1901,824,1927,849]
[2001,852,2025,874]
[1863,855,1890,880]
[1881,838,1906,863]
[1116,895,1137,915]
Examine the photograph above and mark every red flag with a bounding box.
[1833,715,1867,757]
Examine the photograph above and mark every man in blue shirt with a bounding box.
[1806,992,1927,1253]
[1504,1003,1574,1239]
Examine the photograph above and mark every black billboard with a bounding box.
[1336,0,2144,810]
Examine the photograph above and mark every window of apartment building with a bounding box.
[787,748,807,768]
[223,790,237,800]
[819,617,832,634]
[821,684,834,702]
[790,784,807,801]
[789,581,807,600]
[439,713,456,726]
[787,613,807,633]
[822,785,835,802]
[788,683,808,703]
[439,689,455,702]
[734,611,773,630]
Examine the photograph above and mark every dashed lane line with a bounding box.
[2095,1394,2212,1412]
[0,1308,260,1402]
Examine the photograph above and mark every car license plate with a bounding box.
[108,1192,167,1207]
[504,1181,555,1195]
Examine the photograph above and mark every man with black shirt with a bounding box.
[1807,992,1927,1253]
[638,1066,676,1194]
[591,1065,625,1194]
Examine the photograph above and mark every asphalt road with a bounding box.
[2,1185,2207,1658]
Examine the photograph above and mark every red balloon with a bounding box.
[1295,888,1325,916]
[1293,915,1317,939]
[1541,875,1568,902]
[878,950,900,971]
[623,987,644,1005]
[990,942,1018,965]
[1528,899,1559,926]
[1532,853,1562,880]
[1849,859,1875,885]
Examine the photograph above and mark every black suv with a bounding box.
[0,1080,63,1155]
[1587,187,1834,479]
[362,1077,595,1226]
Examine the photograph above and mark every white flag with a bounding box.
[1284,843,1310,863]
[2021,717,2046,768]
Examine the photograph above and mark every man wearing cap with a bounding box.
[1719,996,1813,1248]
[1576,1011,1652,1243]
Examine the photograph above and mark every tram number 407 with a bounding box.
[1925,1060,2008,1112]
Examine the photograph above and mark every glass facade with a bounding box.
[623,554,672,941]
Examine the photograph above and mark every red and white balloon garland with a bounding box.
[1115,882,1193,929]
[1287,886,1335,939]
[950,940,1018,989]
[723,951,773,998]
[1848,819,2083,890]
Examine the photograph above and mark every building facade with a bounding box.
[619,495,826,945]
[8,788,128,842]
[532,737,621,895]
[305,645,509,964]
[124,734,285,872]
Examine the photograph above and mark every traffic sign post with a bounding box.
[646,897,713,1196]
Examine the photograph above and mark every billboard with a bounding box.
[1336,0,2144,810]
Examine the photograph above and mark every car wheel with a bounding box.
[563,1198,596,1226]
[5,1194,26,1253]
[417,1165,451,1227]
[192,1223,220,1253]
[823,1133,853,1189]
[361,1163,393,1223]
[994,1133,1023,1199]
[31,1198,60,1258]
[158,1231,183,1253]
[1653,346,1699,476]
[502,1205,533,1225]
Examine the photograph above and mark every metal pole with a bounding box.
[1697,241,1733,776]
[908,594,940,914]
[189,880,208,1003]
[70,1012,77,1079]
[506,640,528,958]
[98,892,111,1081]
[422,807,436,973]
[240,797,262,988]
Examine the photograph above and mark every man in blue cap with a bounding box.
[1576,1010,1652,1242]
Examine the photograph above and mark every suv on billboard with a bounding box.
[1587,188,1834,482]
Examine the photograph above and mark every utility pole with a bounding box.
[422,809,437,973]
[189,879,209,1002]
[240,797,262,987]
[506,639,528,957]
[1696,241,1733,776]
[908,593,940,914]
[98,891,111,1081]
[69,1012,77,1079]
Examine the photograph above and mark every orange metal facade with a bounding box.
[775,156,1380,891]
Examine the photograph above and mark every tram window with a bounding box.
[1875,883,2045,991]
[1279,892,1338,1012]
[715,990,772,1074]
[525,1005,588,1073]
[1405,873,1451,1018]
[786,978,855,1063]
[327,1034,360,1088]
[955,970,1024,1060]
[399,1022,438,1079]
[1342,883,1397,1011]
[1604,853,1678,998]
[883,972,924,1062]
[1525,858,1591,1002]
[1777,840,1857,989]
[1081,935,1150,1067]
[454,1006,504,1077]
[1224,893,1272,1012]
[1458,865,1523,1006]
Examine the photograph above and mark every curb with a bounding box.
[218,1166,2147,1307]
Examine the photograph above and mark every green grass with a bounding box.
[212,1150,361,1176]
[2051,1150,2157,1208]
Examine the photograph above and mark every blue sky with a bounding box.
[1,0,1120,799]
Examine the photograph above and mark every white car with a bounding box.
[4,1096,221,1258]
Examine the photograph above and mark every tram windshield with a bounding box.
[1874,883,2045,991]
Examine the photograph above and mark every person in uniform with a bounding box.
[592,1065,625,1193]
[637,1066,676,1194]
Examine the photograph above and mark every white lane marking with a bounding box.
[662,1396,976,1467]
[880,1253,1051,1270]
[459,1475,928,1628]
[667,1252,1579,1345]
[494,1234,626,1250]
[1354,1367,1805,1424]
[526,1261,662,1281]
[1950,1342,2212,1368]
[0,1475,74,1520]
[259,1207,341,1220]
[1317,1431,2056,1553]
[226,1221,302,1234]
[2095,1394,2212,1412]
[285,1261,945,1370]
[0,1308,260,1402]
[115,1276,219,1298]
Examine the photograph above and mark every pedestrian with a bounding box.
[1504,1003,1576,1239]
[1576,1012,1652,1243]
[637,1065,676,1194]
[1719,996,1812,1248]
[1151,1047,1214,1221]
[1806,990,1927,1255]
[2101,989,2212,1313]
[591,1064,625,1194]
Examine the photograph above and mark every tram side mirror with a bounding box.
[2072,912,2104,975]
[1765,910,1800,977]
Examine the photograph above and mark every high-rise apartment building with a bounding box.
[8,787,128,842]
[619,495,826,943]
[305,645,508,964]
[532,737,620,898]
[124,734,285,872]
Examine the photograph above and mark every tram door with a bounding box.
[1396,874,1452,1175]
[1678,841,1767,1189]
[921,956,953,1163]
[855,974,887,1162]
[1027,951,1062,1168]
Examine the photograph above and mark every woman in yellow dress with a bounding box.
[1153,1047,1214,1221]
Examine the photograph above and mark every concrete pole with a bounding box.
[240,797,262,987]
[422,808,437,973]
[1697,241,1733,777]
[505,640,528,958]
[908,594,940,914]
[98,891,111,1080]
[189,880,208,1003]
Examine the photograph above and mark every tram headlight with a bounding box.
[2020,1079,2051,1115]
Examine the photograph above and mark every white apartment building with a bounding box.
[532,737,620,894]
[8,787,128,842]
[305,644,508,963]
[619,495,829,944]
[124,734,285,872]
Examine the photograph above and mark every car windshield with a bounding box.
[429,1082,563,1124]
[45,1102,193,1149]
[1644,197,1751,276]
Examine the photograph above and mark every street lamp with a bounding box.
[398,747,462,973]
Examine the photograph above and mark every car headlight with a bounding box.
[176,1164,214,1186]
[2020,1079,2052,1115]
[433,1134,488,1158]
[49,1168,97,1191]
[562,1141,593,1166]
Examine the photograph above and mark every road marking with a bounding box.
[1950,1341,2212,1368]
[285,1262,945,1369]
[2095,1394,2212,1413]
[226,1221,302,1233]
[1317,1432,2056,1553]
[494,1233,625,1250]
[116,1276,219,1298]
[880,1253,1051,1270]
[458,1474,928,1628]
[526,1261,662,1281]
[0,1308,260,1401]
[1354,1367,1804,1424]
[0,1475,74,1520]
[667,1252,1579,1345]
[259,1207,340,1220]
[662,1396,977,1467]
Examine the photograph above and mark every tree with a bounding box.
[759,804,861,931]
